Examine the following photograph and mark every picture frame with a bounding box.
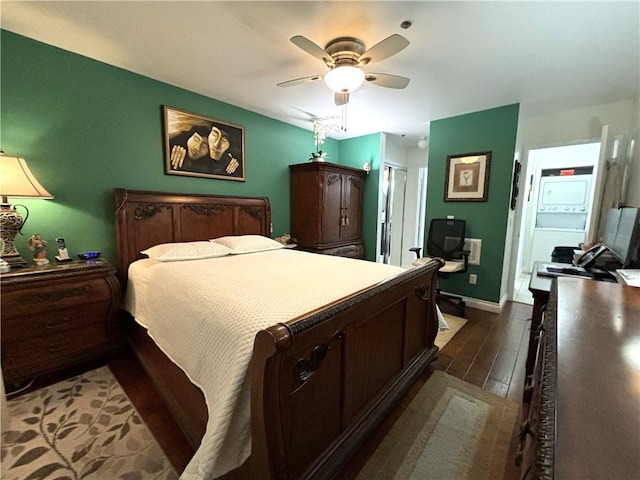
[510,160,521,210]
[163,106,245,181]
[444,151,492,202]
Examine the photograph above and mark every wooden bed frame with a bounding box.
[114,187,443,480]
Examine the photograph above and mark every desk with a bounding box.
[518,278,640,479]
[525,261,617,381]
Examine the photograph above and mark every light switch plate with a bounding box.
[464,238,482,265]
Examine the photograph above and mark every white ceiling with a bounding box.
[2,1,639,145]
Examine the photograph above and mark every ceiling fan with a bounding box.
[277,34,410,106]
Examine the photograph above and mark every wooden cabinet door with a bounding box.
[342,173,364,241]
[290,162,366,255]
[322,171,344,244]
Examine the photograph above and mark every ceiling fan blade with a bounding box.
[358,34,409,66]
[290,35,334,66]
[277,74,324,88]
[365,73,410,89]
[334,92,350,106]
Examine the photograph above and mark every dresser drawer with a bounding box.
[1,301,113,342]
[1,276,112,317]
[1,260,121,384]
[1,320,113,380]
[326,243,365,258]
[304,242,366,259]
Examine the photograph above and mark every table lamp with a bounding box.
[0,153,54,267]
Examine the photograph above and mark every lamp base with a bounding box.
[1,254,28,268]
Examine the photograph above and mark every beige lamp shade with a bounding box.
[0,153,53,267]
[0,154,54,200]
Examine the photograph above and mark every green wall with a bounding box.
[1,30,346,265]
[426,104,520,303]
[2,31,518,283]
[339,134,382,261]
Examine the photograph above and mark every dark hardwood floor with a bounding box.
[8,300,532,479]
[339,300,531,480]
[109,300,533,479]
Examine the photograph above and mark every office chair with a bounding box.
[410,218,469,317]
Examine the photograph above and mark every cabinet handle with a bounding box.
[519,419,535,443]
[515,449,524,467]
[45,317,70,329]
[522,385,533,404]
[343,207,349,226]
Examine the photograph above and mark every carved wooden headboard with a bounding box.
[114,188,271,279]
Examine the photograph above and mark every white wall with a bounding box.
[625,96,640,207]
[504,97,640,300]
[383,135,408,265]
[379,134,429,268]
[405,146,429,267]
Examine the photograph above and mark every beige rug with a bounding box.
[435,313,467,349]
[356,370,519,480]
[1,366,177,480]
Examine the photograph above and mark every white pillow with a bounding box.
[142,241,232,262]
[210,235,285,254]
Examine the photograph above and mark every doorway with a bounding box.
[512,141,601,303]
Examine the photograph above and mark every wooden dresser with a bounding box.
[1,260,122,387]
[518,277,640,479]
[290,162,366,259]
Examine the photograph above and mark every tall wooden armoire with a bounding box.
[289,162,366,259]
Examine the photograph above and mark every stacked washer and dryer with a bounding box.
[529,166,594,268]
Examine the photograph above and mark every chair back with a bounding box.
[426,219,466,260]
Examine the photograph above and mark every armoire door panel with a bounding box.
[322,172,344,244]
[343,175,364,241]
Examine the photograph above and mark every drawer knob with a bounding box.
[46,341,72,354]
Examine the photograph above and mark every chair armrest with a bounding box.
[409,247,422,258]
[458,249,470,273]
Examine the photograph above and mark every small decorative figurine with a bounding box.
[28,234,49,265]
[274,233,291,245]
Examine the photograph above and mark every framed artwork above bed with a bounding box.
[163,105,246,181]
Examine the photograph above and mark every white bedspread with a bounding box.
[122,249,406,480]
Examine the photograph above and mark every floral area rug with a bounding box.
[1,366,178,480]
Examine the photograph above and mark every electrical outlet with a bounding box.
[469,273,477,285]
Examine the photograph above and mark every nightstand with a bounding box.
[1,259,122,387]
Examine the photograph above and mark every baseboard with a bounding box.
[464,296,502,313]
[438,290,503,314]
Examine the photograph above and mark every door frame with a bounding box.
[507,130,609,300]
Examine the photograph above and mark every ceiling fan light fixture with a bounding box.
[324,65,365,93]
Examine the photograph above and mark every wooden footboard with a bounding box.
[248,260,441,480]
[114,188,442,479]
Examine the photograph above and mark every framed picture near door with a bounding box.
[444,151,491,202]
